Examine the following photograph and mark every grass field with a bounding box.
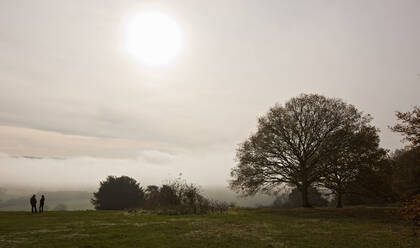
[0,207,418,248]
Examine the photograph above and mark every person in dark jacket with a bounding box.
[30,195,37,213]
[39,195,45,213]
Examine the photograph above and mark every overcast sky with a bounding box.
[0,0,419,190]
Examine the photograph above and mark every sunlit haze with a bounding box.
[125,11,183,66]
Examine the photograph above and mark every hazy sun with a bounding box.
[125,11,182,66]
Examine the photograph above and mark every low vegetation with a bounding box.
[91,176,230,214]
[396,194,420,236]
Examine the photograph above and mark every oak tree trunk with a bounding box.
[301,184,312,208]
[336,192,343,208]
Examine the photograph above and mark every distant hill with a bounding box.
[0,186,275,211]
[0,190,93,211]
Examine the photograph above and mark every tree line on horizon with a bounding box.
[230,94,419,208]
[91,176,230,214]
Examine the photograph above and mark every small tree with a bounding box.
[391,106,420,151]
[158,184,180,209]
[390,149,420,199]
[319,126,386,208]
[91,176,145,210]
[230,94,370,207]
[144,185,160,210]
[182,184,202,214]
[344,149,420,204]
[389,106,420,199]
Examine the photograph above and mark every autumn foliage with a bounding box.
[397,194,420,235]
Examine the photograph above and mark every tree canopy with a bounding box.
[91,176,145,210]
[319,125,386,207]
[390,106,420,151]
[230,94,376,207]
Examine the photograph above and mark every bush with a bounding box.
[397,194,420,236]
[142,178,229,215]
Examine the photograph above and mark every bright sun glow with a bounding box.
[125,11,183,66]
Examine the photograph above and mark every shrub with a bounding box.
[397,194,420,236]
[142,178,230,215]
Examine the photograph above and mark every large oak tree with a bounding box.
[230,94,373,207]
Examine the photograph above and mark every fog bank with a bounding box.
[0,151,232,190]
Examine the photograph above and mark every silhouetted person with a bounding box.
[39,195,45,213]
[30,194,37,213]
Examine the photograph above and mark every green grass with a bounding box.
[0,207,418,248]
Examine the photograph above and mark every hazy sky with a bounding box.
[0,0,419,190]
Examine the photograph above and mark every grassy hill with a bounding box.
[0,207,418,248]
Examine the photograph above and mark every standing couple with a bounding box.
[30,194,45,213]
